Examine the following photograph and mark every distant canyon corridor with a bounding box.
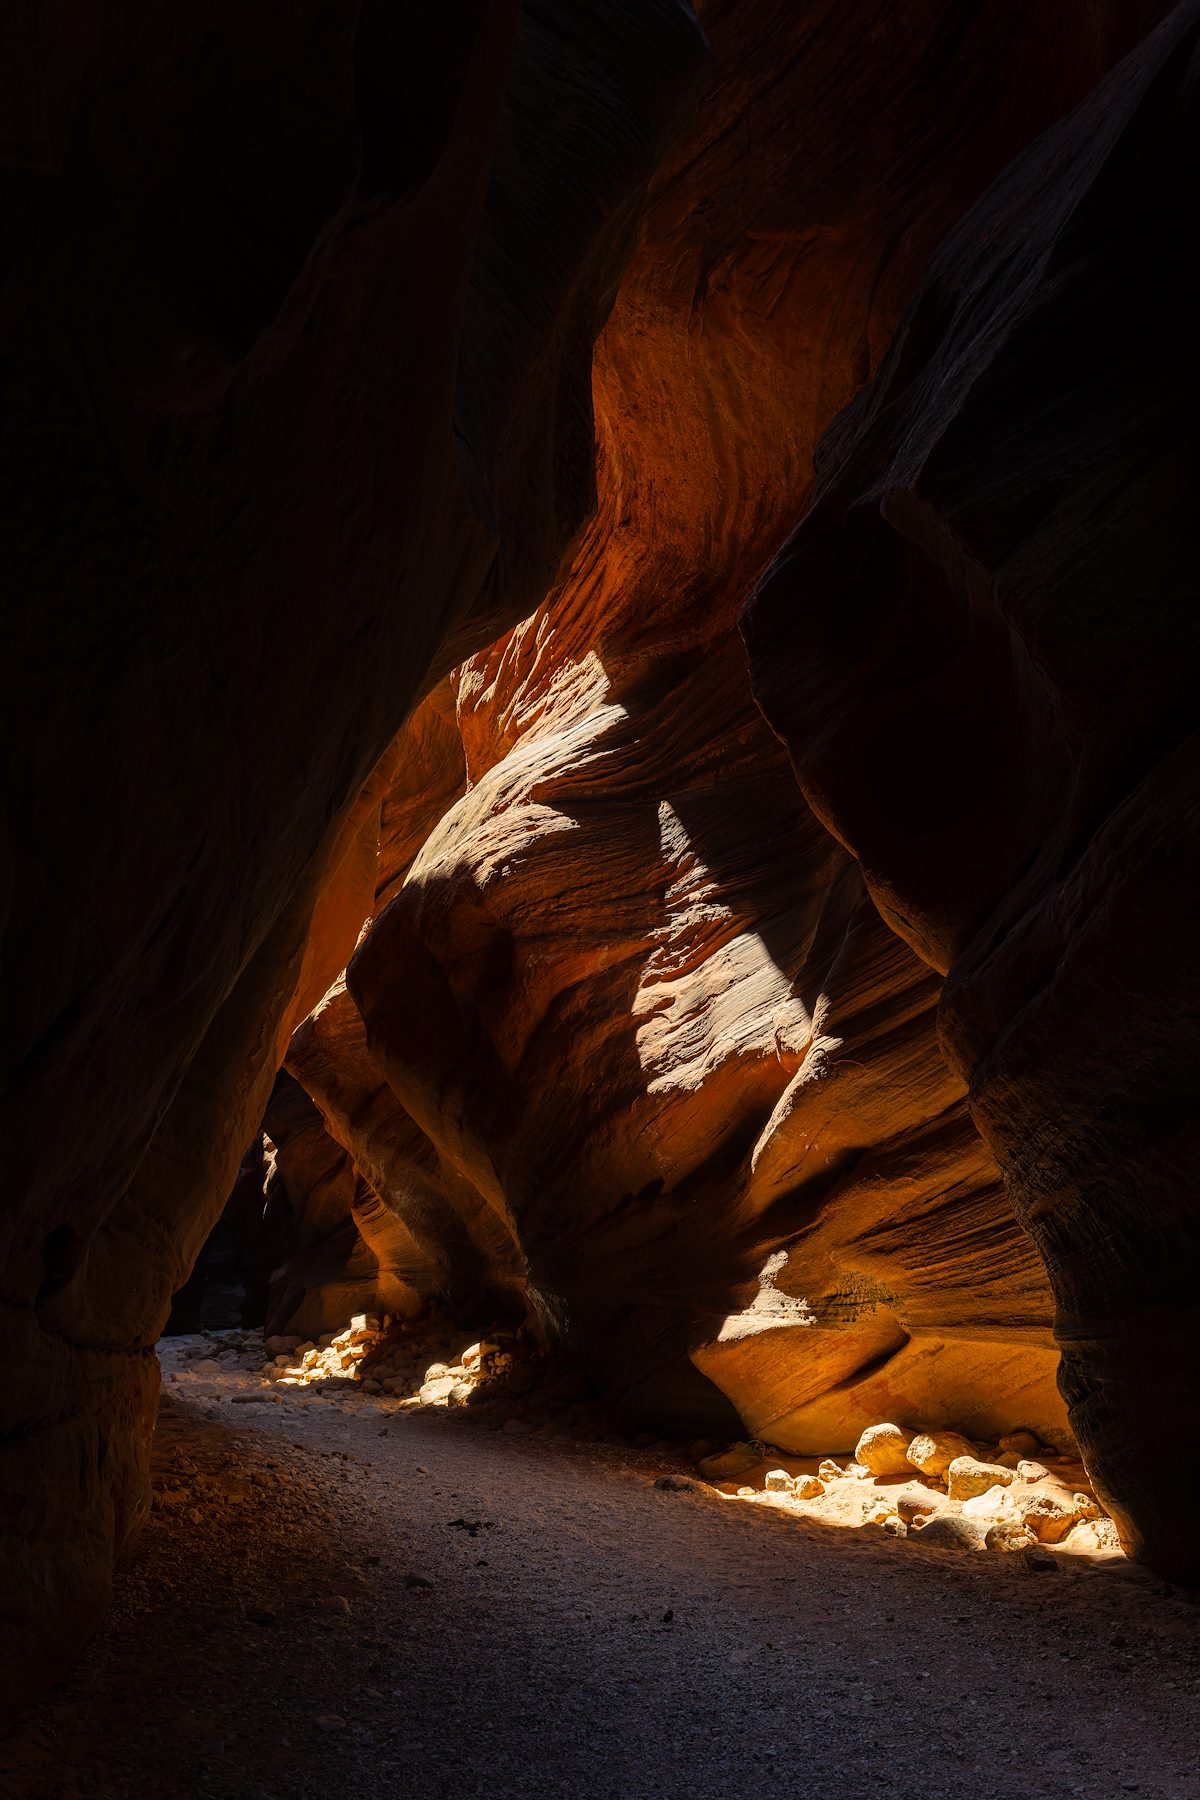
[1,0,1197,1728]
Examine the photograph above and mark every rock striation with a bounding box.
[2,0,1191,1721]
[282,3,1164,1463]
[744,0,1199,1577]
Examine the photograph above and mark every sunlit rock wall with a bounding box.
[293,2,1162,1451]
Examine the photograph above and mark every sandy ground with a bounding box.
[3,1340,1200,1800]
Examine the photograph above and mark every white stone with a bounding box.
[420,1376,456,1404]
[764,1469,792,1492]
[961,1485,1015,1521]
[946,1456,1017,1501]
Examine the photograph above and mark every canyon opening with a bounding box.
[1,2,1198,1797]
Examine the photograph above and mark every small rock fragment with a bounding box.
[792,1474,824,1499]
[764,1469,792,1492]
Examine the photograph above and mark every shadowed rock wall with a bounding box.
[0,0,708,1711]
[744,0,1198,1575]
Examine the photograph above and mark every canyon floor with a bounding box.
[3,1342,1200,1800]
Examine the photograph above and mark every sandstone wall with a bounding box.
[0,0,707,1711]
[744,0,1199,1575]
[279,1,1164,1463]
[3,0,1191,1722]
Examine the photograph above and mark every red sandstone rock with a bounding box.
[743,0,1200,1576]
[331,0,1155,1445]
[1,0,1187,1726]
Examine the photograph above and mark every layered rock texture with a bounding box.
[744,0,1199,1576]
[1,0,1192,1719]
[247,4,1175,1484]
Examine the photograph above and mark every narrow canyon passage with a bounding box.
[4,0,1198,1768]
[4,1344,1198,1800]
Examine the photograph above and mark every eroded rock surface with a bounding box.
[0,0,707,1710]
[270,2,1168,1462]
[744,0,1199,1575]
[2,0,1190,1723]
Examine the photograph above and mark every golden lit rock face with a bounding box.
[329,1,1159,1442]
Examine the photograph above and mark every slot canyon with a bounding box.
[2,1,1198,1795]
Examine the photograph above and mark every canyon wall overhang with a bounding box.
[0,0,708,1712]
[743,0,1200,1578]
